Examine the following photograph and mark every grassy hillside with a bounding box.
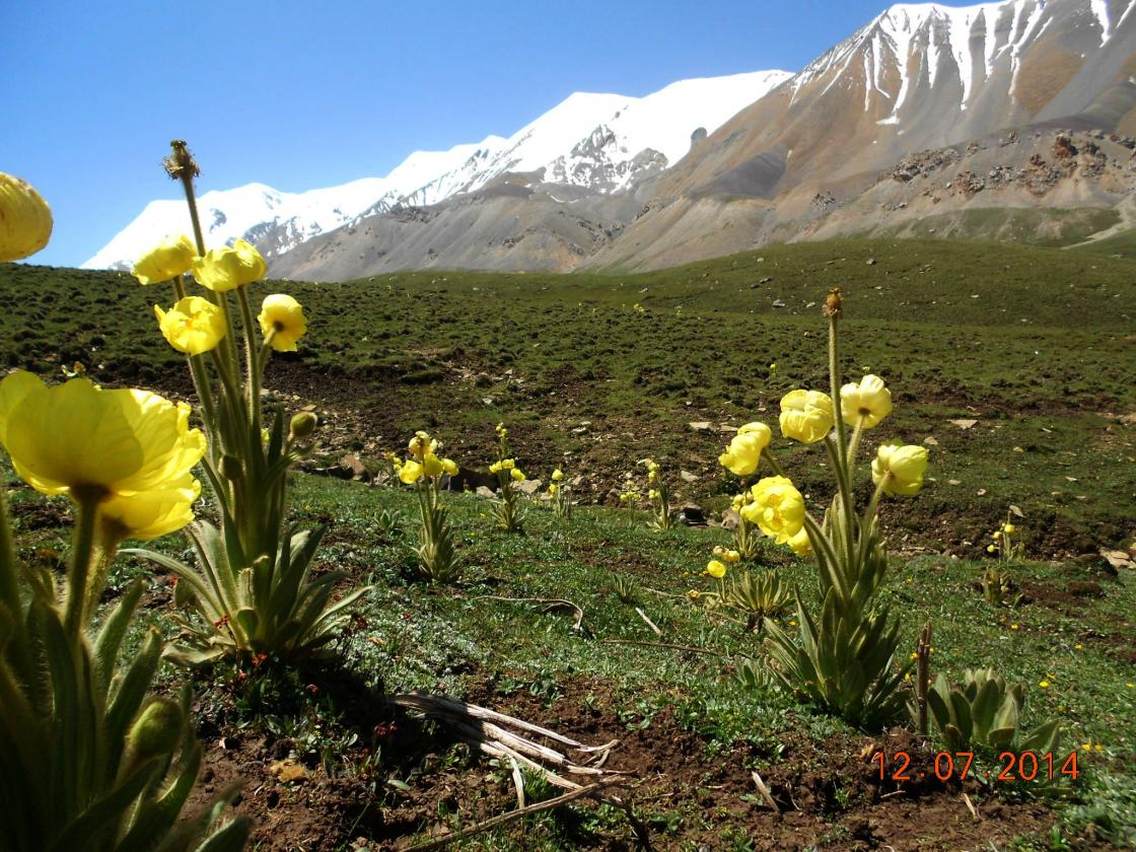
[2,237,1135,848]
[3,238,1133,557]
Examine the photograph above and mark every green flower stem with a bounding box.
[64,496,100,640]
[846,417,865,478]
[171,157,247,435]
[822,435,857,561]
[828,313,848,466]
[177,167,208,260]
[169,275,220,439]
[235,288,262,433]
[761,451,787,478]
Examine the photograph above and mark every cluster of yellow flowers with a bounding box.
[135,235,306,355]
[489,457,526,482]
[705,545,740,578]
[547,467,564,496]
[393,430,459,484]
[988,521,1017,553]
[719,374,927,542]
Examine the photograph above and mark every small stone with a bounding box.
[772,299,786,308]
[923,436,939,446]
[517,479,542,496]
[949,419,978,430]
[866,257,877,265]
[680,470,698,483]
[475,486,495,499]
[688,421,712,432]
[948,479,962,486]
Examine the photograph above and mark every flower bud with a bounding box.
[289,412,318,440]
[126,698,183,763]
[0,172,53,261]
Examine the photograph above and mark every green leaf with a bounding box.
[92,579,145,697]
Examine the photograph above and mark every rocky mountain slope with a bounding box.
[83,71,790,270]
[588,0,1136,269]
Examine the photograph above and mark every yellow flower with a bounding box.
[398,460,423,484]
[422,453,444,478]
[442,458,458,476]
[1039,679,1050,688]
[648,488,659,500]
[0,372,203,538]
[191,239,267,291]
[510,468,525,482]
[1003,523,1017,534]
[840,374,892,428]
[712,545,741,563]
[258,294,307,351]
[548,483,560,496]
[408,431,434,459]
[0,172,53,262]
[788,527,812,557]
[872,442,929,496]
[741,476,805,544]
[705,559,728,579]
[132,235,196,285]
[987,544,997,553]
[153,296,227,355]
[719,422,771,477]
[99,479,201,543]
[551,469,564,482]
[490,458,515,474]
[779,390,834,444]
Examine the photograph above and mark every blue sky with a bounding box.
[2,0,890,267]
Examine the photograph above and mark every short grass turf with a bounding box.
[2,237,1132,558]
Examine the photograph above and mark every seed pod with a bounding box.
[0,172,53,261]
[289,411,318,440]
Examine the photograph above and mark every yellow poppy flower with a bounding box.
[551,469,564,482]
[741,475,805,544]
[788,527,812,556]
[871,442,929,496]
[0,372,203,529]
[0,172,53,262]
[154,296,227,355]
[840,374,892,428]
[132,234,196,285]
[510,468,525,482]
[719,422,771,477]
[258,294,307,351]
[99,478,201,543]
[779,389,834,444]
[705,559,727,579]
[191,238,267,292]
[548,483,560,496]
[422,453,445,478]
[398,460,423,484]
[442,458,459,476]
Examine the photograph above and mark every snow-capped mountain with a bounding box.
[591,0,1136,269]
[83,70,790,270]
[83,140,496,270]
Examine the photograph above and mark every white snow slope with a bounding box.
[84,70,791,270]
